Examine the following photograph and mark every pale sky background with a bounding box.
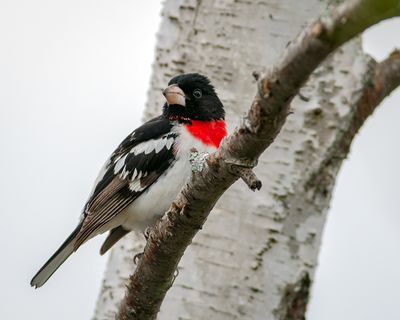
[0,1,399,319]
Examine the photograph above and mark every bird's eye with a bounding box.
[193,89,202,99]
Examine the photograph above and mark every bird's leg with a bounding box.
[134,227,153,264]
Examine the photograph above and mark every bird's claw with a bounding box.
[133,252,143,265]
[143,227,152,240]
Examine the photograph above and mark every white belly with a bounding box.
[121,126,217,230]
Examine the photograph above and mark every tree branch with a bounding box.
[305,49,400,192]
[116,1,400,319]
[341,49,400,155]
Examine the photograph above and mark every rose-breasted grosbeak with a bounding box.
[31,73,226,288]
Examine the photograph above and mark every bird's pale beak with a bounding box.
[162,84,186,107]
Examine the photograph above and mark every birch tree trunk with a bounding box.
[94,0,388,319]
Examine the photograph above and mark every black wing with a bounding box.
[74,116,176,248]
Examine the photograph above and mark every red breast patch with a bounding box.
[184,120,227,148]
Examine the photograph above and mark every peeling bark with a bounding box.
[93,0,400,319]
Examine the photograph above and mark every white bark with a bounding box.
[94,0,379,319]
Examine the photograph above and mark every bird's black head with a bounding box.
[162,73,225,122]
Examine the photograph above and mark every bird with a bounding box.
[30,73,226,288]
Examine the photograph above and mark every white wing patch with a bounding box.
[113,154,127,174]
[112,133,176,179]
[129,135,175,156]
[165,137,174,150]
[120,167,129,179]
[131,168,138,180]
[129,171,147,192]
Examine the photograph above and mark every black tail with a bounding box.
[30,223,82,288]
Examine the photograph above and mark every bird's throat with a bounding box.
[184,120,226,148]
